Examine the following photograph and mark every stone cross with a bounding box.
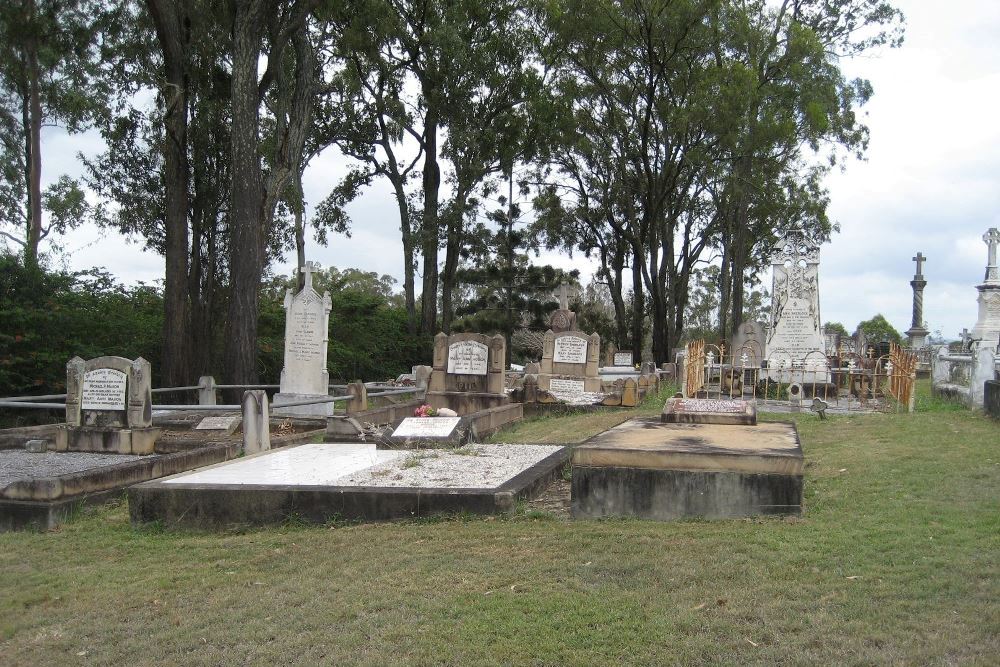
[984,228,1000,282]
[300,261,321,290]
[912,252,926,277]
[557,283,570,310]
[960,328,970,350]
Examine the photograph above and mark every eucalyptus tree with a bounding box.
[224,0,319,388]
[543,0,727,363]
[83,0,235,385]
[710,0,903,338]
[0,0,112,266]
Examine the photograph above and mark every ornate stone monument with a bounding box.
[426,332,509,414]
[274,262,333,417]
[537,330,602,393]
[906,252,929,349]
[55,356,160,455]
[971,228,1000,350]
[548,283,577,333]
[764,233,830,382]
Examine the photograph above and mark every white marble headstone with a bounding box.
[81,368,127,410]
[765,235,829,380]
[276,262,333,417]
[553,336,588,364]
[447,340,489,375]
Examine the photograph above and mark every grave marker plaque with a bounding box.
[613,351,634,367]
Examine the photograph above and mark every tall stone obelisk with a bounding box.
[905,252,929,349]
[970,228,1000,350]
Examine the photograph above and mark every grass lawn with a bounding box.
[1,383,997,665]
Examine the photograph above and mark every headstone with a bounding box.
[729,321,766,364]
[537,330,602,393]
[241,390,271,454]
[906,251,930,349]
[273,261,334,417]
[971,228,1000,350]
[765,233,830,382]
[426,332,509,414]
[195,415,242,435]
[661,397,757,425]
[613,350,634,367]
[548,283,577,333]
[56,356,160,455]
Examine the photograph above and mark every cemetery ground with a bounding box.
[1,383,997,665]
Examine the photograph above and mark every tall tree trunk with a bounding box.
[718,218,732,342]
[395,183,417,334]
[729,156,752,332]
[148,0,191,387]
[630,246,644,362]
[420,107,440,334]
[23,0,42,267]
[294,170,306,290]
[224,0,267,391]
[440,186,470,334]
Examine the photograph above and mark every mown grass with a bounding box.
[1,382,997,665]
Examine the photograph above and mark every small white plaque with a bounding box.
[392,417,462,439]
[81,368,127,410]
[613,351,633,366]
[553,336,588,364]
[549,378,585,394]
[447,341,489,375]
[195,416,242,433]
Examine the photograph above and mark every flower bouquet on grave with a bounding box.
[413,404,438,417]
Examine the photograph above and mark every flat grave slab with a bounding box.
[1,445,232,531]
[572,418,802,520]
[130,442,569,528]
[661,397,757,425]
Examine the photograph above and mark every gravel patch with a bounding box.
[337,443,563,489]
[0,450,151,489]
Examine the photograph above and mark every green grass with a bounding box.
[1,381,997,665]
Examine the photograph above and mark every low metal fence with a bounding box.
[683,340,917,413]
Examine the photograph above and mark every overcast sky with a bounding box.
[32,0,1000,341]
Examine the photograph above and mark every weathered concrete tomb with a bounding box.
[129,442,568,528]
[661,397,757,426]
[571,418,803,520]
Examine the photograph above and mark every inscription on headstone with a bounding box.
[553,336,588,364]
[613,351,634,367]
[447,340,489,375]
[550,378,586,394]
[81,368,127,410]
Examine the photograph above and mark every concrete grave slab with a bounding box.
[571,418,803,520]
[661,397,757,425]
[129,442,569,528]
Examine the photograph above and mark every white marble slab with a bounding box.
[162,442,563,490]
[164,443,405,486]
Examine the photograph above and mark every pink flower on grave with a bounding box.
[414,404,438,417]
